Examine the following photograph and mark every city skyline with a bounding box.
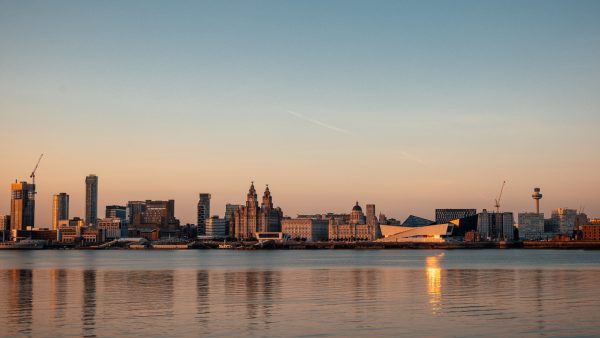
[1,1,600,225]
[0,172,597,227]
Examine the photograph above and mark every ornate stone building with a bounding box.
[329,202,378,241]
[230,182,283,240]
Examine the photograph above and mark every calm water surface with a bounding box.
[1,250,599,337]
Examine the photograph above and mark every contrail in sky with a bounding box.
[286,110,350,134]
[286,109,428,167]
[399,150,430,168]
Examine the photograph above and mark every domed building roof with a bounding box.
[352,202,362,212]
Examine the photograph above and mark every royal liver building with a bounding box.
[230,182,283,240]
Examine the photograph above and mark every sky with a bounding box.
[1,0,599,226]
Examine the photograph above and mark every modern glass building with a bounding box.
[205,216,228,239]
[197,193,211,236]
[85,175,98,226]
[52,193,69,230]
[11,181,36,233]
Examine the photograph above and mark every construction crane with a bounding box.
[29,153,44,186]
[494,180,506,214]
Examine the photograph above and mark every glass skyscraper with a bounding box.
[85,175,98,226]
[52,193,69,230]
[10,181,36,233]
[197,193,211,236]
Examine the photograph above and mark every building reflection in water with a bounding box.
[222,270,281,333]
[8,269,33,336]
[426,253,443,314]
[196,270,210,328]
[82,270,96,338]
[102,270,175,320]
[51,269,68,322]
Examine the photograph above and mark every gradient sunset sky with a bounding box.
[1,0,599,226]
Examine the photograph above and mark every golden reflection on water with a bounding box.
[2,251,600,337]
[426,253,443,314]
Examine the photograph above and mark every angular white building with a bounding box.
[377,223,454,243]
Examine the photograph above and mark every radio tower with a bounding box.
[532,187,542,214]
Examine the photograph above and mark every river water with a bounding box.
[0,250,599,337]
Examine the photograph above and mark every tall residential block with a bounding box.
[11,181,36,233]
[85,175,98,226]
[52,193,70,230]
[197,193,211,236]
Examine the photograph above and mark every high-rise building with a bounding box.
[11,181,36,234]
[230,183,283,240]
[0,215,10,241]
[105,205,127,223]
[225,204,241,221]
[85,175,98,226]
[477,209,514,241]
[518,213,545,240]
[550,208,577,235]
[127,201,146,225]
[197,193,211,236]
[52,193,69,230]
[435,209,477,224]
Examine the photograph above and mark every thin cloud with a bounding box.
[286,110,350,134]
[399,150,430,168]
